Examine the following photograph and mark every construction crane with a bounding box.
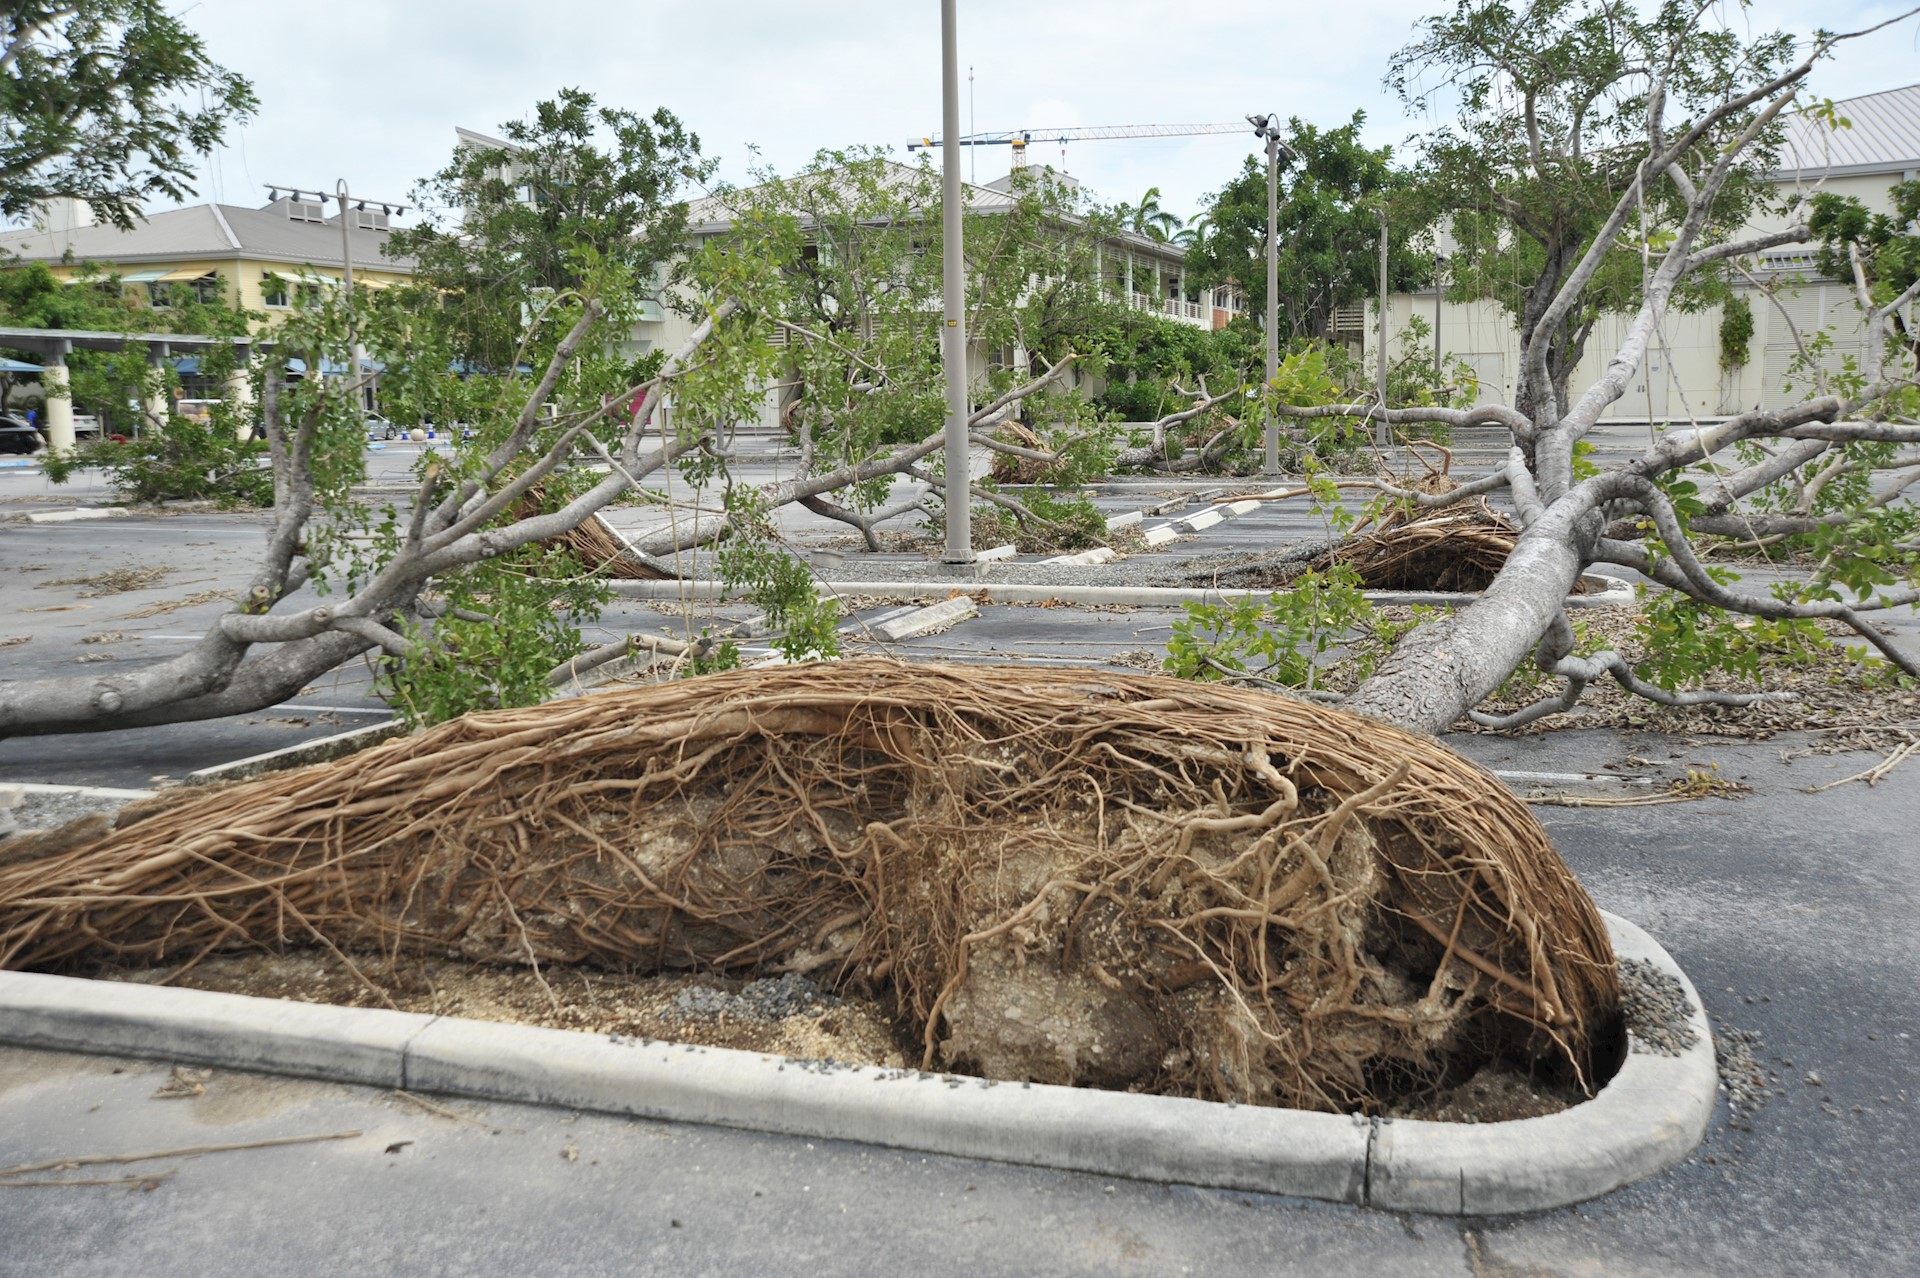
[907,122,1252,170]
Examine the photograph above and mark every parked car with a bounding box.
[365,413,403,441]
[0,412,45,454]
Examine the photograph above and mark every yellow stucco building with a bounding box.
[0,195,416,328]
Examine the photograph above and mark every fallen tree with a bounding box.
[0,660,1621,1112]
[6,6,1918,743]
[1265,0,1920,735]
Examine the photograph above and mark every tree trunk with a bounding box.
[1345,499,1593,735]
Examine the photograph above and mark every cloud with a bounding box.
[177,0,1918,228]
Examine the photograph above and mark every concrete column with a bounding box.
[41,348,74,454]
[226,349,256,442]
[144,344,171,435]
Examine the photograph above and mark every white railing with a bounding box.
[1124,292,1209,326]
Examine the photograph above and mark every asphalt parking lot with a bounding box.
[2,448,1916,1275]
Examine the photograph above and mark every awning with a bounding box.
[0,357,41,374]
[113,267,213,283]
[268,270,340,287]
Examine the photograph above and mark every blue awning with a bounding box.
[284,356,374,377]
[0,357,41,374]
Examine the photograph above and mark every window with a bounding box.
[263,276,290,308]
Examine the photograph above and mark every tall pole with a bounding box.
[1262,130,1279,474]
[1433,253,1444,380]
[939,0,973,563]
[1375,207,1389,450]
[337,180,369,414]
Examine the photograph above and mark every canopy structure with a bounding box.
[0,357,42,374]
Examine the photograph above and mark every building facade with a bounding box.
[0,195,416,327]
[1367,83,1919,422]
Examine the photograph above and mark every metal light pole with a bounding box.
[1375,205,1390,450]
[1249,115,1292,474]
[335,180,370,413]
[318,180,405,412]
[939,0,973,563]
[1433,253,1445,381]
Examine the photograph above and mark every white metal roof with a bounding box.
[1777,82,1920,179]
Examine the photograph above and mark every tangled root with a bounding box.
[0,660,1619,1111]
[1320,509,1527,593]
[987,421,1056,485]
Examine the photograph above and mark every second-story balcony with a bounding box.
[1126,291,1210,328]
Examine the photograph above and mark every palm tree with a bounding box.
[1172,212,1211,250]
[1129,187,1184,242]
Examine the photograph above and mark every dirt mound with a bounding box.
[0,660,1620,1112]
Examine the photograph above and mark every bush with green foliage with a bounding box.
[1165,562,1388,691]
[967,487,1110,554]
[378,546,611,726]
[42,413,268,506]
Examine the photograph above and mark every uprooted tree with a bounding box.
[1258,0,1920,735]
[9,7,1918,1116]
[3,4,1916,746]
[0,120,1265,735]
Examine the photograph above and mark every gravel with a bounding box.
[1712,1022,1773,1120]
[668,973,841,1025]
[1619,956,1700,1056]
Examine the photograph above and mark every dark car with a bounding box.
[0,413,46,455]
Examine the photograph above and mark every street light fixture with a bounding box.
[1248,114,1295,474]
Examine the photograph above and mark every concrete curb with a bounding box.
[610,575,1635,611]
[24,506,128,524]
[0,912,1710,1214]
[185,720,406,786]
[1368,913,1716,1213]
[871,596,978,641]
[0,782,159,801]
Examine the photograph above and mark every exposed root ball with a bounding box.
[987,421,1056,485]
[0,660,1620,1111]
[547,514,676,580]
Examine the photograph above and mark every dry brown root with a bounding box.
[519,484,675,580]
[1324,509,1526,593]
[0,659,1620,1112]
[986,421,1057,485]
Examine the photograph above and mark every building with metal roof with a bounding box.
[0,196,417,328]
[1380,82,1920,423]
[1777,82,1920,181]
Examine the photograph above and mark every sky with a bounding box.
[172,0,1920,230]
